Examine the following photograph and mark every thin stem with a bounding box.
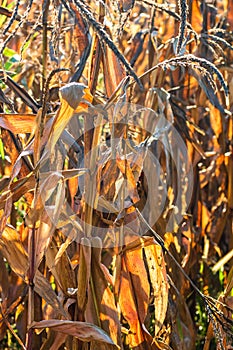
[176,0,188,55]
[42,0,50,103]
[26,225,36,350]
[0,303,26,350]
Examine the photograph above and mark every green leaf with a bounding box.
[0,137,4,160]
[3,47,18,58]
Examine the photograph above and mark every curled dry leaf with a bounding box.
[70,2,91,82]
[27,170,70,269]
[30,319,120,348]
[48,82,93,150]
[59,82,88,110]
[33,218,55,272]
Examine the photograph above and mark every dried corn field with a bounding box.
[0,0,233,349]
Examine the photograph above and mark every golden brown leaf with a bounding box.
[0,225,28,281]
[45,239,76,296]
[144,244,168,336]
[48,83,92,151]
[77,237,91,319]
[102,38,126,97]
[119,247,150,348]
[34,271,69,319]
[30,319,120,348]
[0,114,37,133]
[86,237,122,347]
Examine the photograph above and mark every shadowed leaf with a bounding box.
[30,319,120,347]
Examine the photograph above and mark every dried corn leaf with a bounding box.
[30,319,120,348]
[228,0,233,30]
[1,129,31,178]
[48,83,92,151]
[34,271,69,319]
[45,239,76,296]
[102,39,126,97]
[0,114,37,133]
[0,174,35,210]
[0,225,28,281]
[86,237,121,347]
[119,0,135,13]
[0,251,9,298]
[43,331,67,350]
[115,157,140,205]
[70,2,89,54]
[191,0,203,33]
[70,2,91,82]
[88,33,102,93]
[77,237,91,318]
[33,218,54,271]
[119,247,150,348]
[144,244,168,336]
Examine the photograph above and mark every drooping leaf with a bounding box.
[5,76,40,113]
[30,319,120,348]
[34,271,69,319]
[48,83,92,151]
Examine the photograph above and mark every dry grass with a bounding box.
[0,1,233,349]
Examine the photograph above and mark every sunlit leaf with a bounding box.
[48,83,93,151]
[0,225,28,280]
[86,237,122,347]
[144,244,168,336]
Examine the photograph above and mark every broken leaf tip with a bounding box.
[59,82,89,109]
